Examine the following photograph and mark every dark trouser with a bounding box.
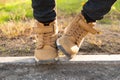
[32,0,56,23]
[32,0,117,23]
[82,0,117,22]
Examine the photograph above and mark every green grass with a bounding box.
[57,0,86,14]
[112,0,120,12]
[0,0,120,23]
[0,0,32,23]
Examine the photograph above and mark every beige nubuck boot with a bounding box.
[57,13,99,59]
[33,21,58,63]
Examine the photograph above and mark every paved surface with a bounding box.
[1,55,120,80]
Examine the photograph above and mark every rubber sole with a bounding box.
[56,39,72,59]
[34,57,58,64]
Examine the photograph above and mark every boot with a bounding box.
[57,13,99,59]
[33,21,58,63]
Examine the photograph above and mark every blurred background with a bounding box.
[0,0,120,56]
[0,0,120,23]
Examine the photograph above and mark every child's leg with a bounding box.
[32,0,56,23]
[82,0,117,22]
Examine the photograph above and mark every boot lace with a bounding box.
[36,31,57,49]
[67,24,87,47]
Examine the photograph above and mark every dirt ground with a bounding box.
[0,15,120,57]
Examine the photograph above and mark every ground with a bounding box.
[0,14,120,57]
[1,61,120,80]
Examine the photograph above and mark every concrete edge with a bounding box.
[1,55,120,65]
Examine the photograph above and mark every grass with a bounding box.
[0,0,120,39]
[57,0,86,14]
[0,21,33,38]
[0,0,32,23]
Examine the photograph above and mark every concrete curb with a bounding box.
[1,55,120,65]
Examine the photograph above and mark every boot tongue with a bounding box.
[44,23,50,26]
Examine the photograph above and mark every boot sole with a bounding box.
[56,39,72,59]
[34,57,58,64]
